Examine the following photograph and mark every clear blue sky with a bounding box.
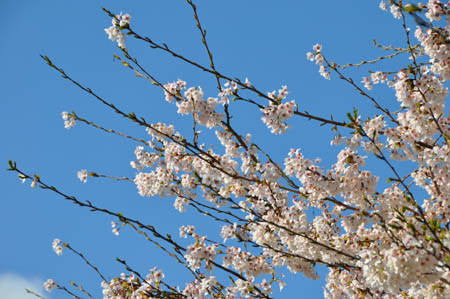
[2,1,413,298]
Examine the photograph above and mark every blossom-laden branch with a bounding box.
[7,163,273,299]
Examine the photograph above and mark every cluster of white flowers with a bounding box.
[261,96,296,134]
[415,26,450,80]
[218,79,246,105]
[182,276,217,298]
[361,115,386,153]
[52,238,63,255]
[216,130,240,157]
[147,267,165,284]
[61,111,75,129]
[390,3,402,19]
[179,224,195,238]
[379,1,388,11]
[134,167,175,197]
[173,196,189,212]
[104,13,131,48]
[306,44,330,80]
[130,145,160,170]
[111,221,120,236]
[77,169,87,183]
[184,234,218,271]
[223,246,273,279]
[180,87,224,128]
[146,122,175,142]
[164,80,226,128]
[361,71,389,90]
[43,278,57,292]
[101,272,154,298]
[223,80,238,92]
[163,79,186,103]
[220,223,238,242]
[425,0,446,21]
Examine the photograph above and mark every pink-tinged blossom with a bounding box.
[146,122,175,142]
[183,276,217,298]
[319,65,331,80]
[313,43,322,52]
[425,0,444,21]
[415,26,450,80]
[390,4,402,19]
[179,225,195,238]
[130,145,160,170]
[307,44,331,79]
[185,236,218,271]
[163,79,186,103]
[119,13,131,26]
[101,271,159,298]
[147,267,164,284]
[362,77,373,90]
[163,81,225,128]
[362,71,388,90]
[52,238,63,255]
[43,279,57,292]
[261,96,296,134]
[224,80,238,90]
[77,169,87,183]
[220,223,237,242]
[134,167,174,197]
[179,86,224,128]
[111,221,120,236]
[174,196,189,213]
[104,13,131,48]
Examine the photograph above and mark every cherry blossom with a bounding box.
[61,111,76,129]
[104,13,131,48]
[77,169,88,183]
[52,238,63,256]
[43,279,57,292]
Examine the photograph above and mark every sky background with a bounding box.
[2,1,419,298]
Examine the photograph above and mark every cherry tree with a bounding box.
[8,0,450,298]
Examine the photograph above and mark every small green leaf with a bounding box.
[404,4,421,14]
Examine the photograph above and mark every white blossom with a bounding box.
[61,111,76,129]
[43,279,57,292]
[52,238,63,256]
[77,169,87,183]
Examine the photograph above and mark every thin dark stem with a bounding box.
[65,243,108,283]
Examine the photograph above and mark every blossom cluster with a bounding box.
[361,71,389,90]
[52,238,63,256]
[164,80,225,128]
[104,13,131,48]
[77,169,87,183]
[61,111,75,129]
[415,25,450,80]
[100,269,164,299]
[259,85,296,134]
[306,44,330,79]
[43,279,57,292]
